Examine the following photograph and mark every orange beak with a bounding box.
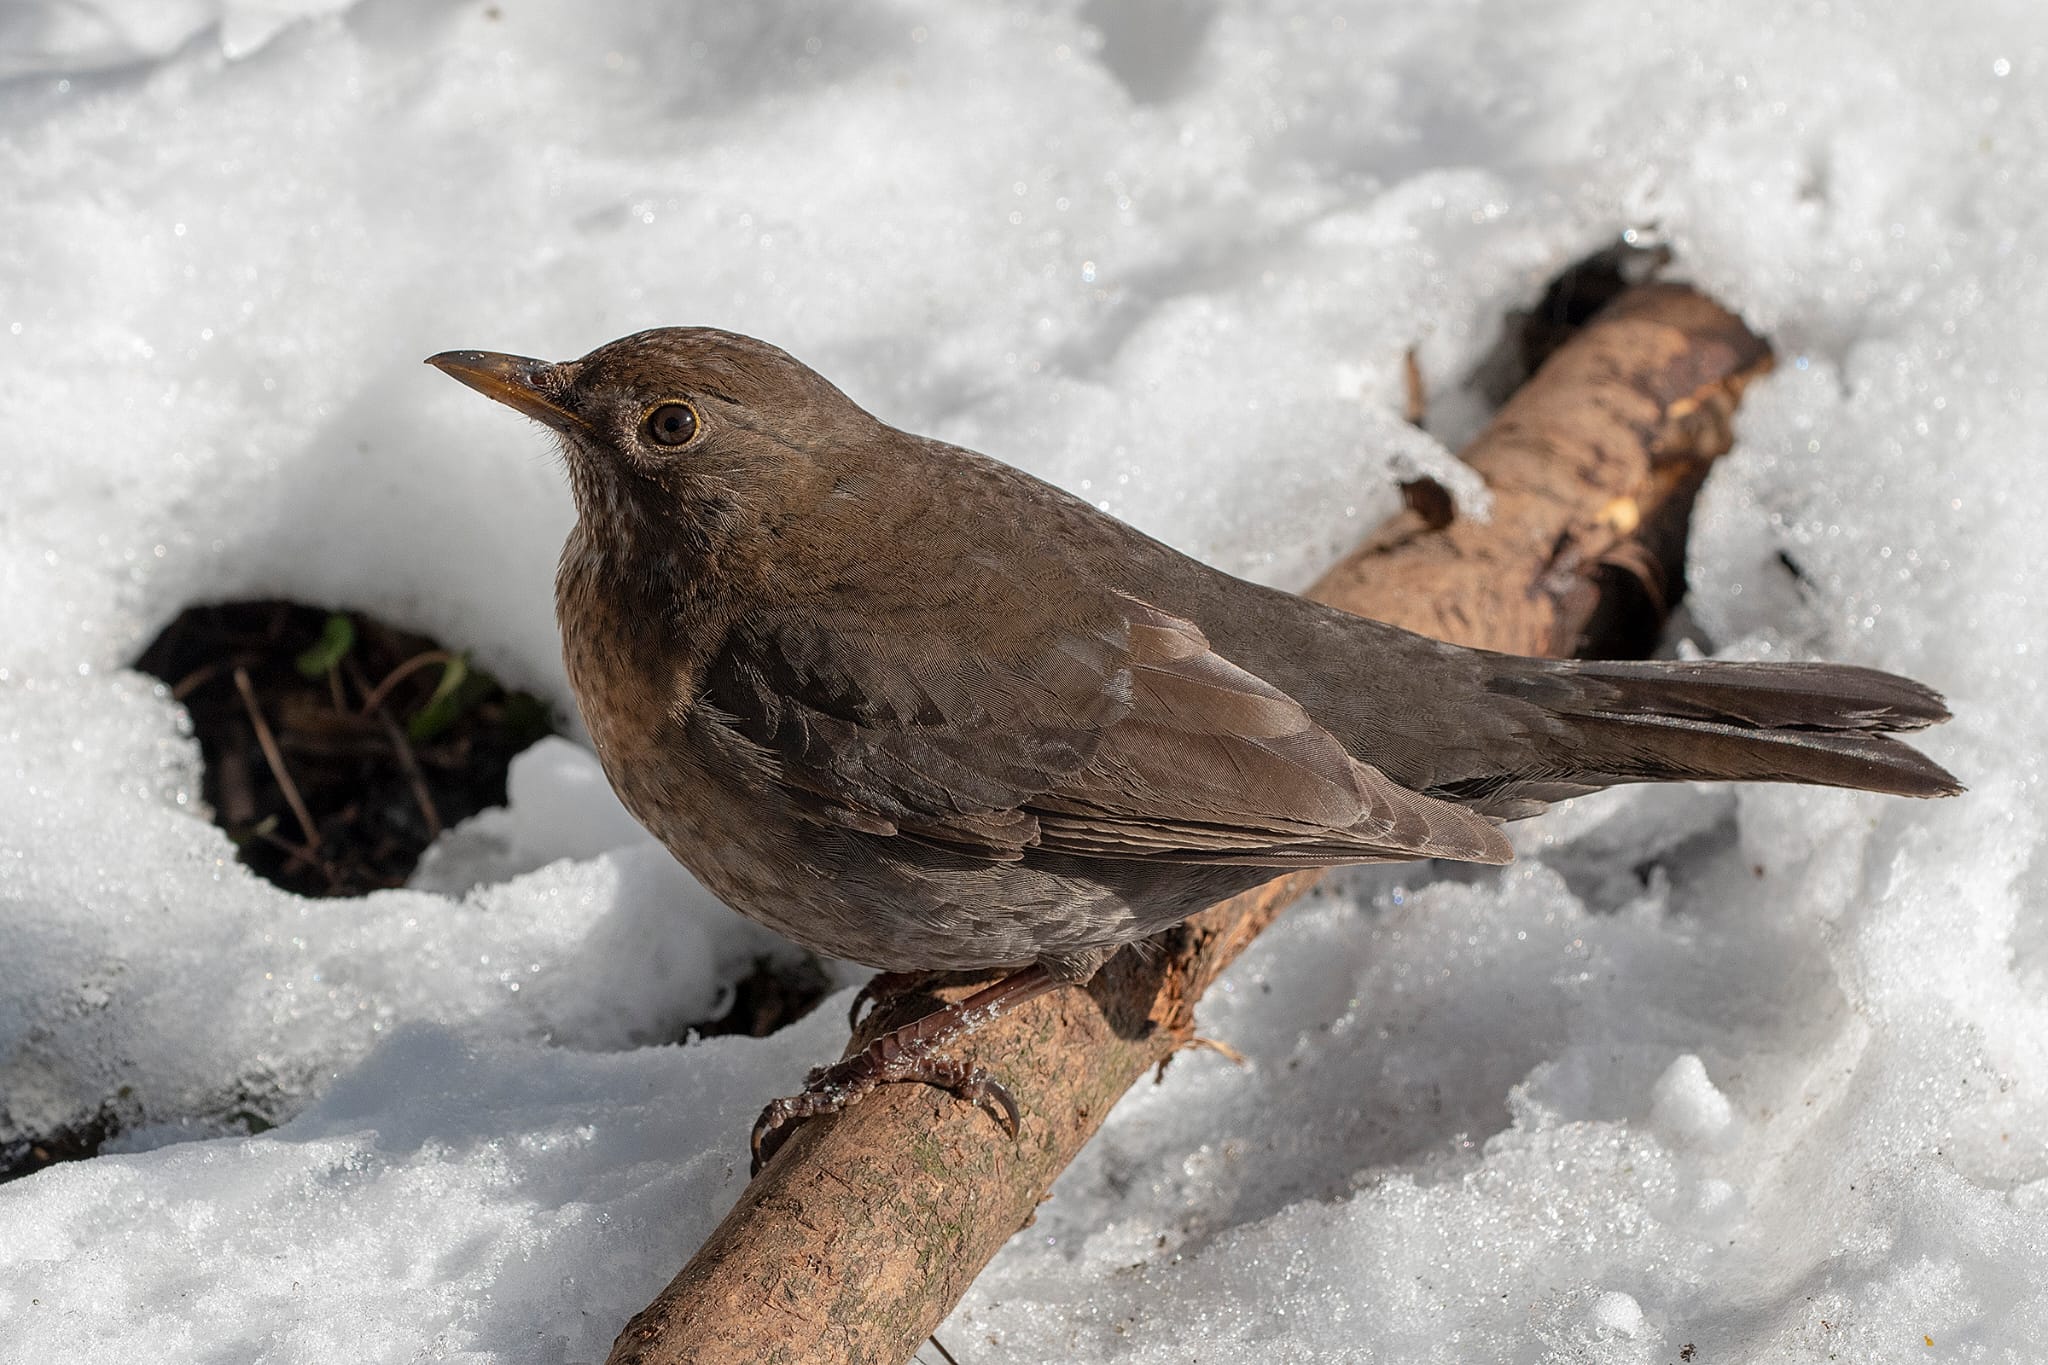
[425,350,586,435]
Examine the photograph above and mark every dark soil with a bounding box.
[134,600,556,898]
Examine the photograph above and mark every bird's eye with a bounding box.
[640,401,699,447]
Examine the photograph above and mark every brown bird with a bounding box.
[427,328,1958,1171]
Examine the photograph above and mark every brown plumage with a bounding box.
[428,326,1958,1167]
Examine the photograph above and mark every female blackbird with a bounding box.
[429,328,1957,1170]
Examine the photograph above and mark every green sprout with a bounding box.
[293,613,355,678]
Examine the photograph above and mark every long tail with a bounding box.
[1479,657,1962,801]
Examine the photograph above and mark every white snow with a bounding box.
[1648,1054,1735,1150]
[2,0,2043,1361]
[1589,1291,1646,1340]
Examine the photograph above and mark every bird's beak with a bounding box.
[425,350,586,435]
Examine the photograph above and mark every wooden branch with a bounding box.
[607,282,1773,1365]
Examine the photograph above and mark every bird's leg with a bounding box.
[845,969,928,1030]
[751,964,1061,1175]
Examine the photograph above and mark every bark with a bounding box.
[607,282,1773,1365]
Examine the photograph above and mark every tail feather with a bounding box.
[1562,659,1950,732]
[1485,658,1962,800]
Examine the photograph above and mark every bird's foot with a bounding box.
[749,1047,1019,1175]
[749,964,1060,1175]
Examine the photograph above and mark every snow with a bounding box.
[1,0,2042,1361]
[1647,1054,1735,1150]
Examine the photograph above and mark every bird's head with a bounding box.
[428,327,875,569]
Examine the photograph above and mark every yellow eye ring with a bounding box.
[639,401,700,447]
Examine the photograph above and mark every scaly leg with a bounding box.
[751,964,1061,1174]
[845,969,927,1030]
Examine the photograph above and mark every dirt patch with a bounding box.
[135,600,556,898]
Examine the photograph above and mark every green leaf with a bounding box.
[406,653,474,742]
[294,613,355,678]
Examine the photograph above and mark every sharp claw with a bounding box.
[953,1067,1020,1138]
[749,1106,784,1176]
[974,1078,1020,1138]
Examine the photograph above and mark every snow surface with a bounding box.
[1,0,2042,1360]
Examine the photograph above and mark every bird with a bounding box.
[427,327,1959,1171]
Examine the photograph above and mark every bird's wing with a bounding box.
[699,593,1508,867]
[1028,602,1511,865]
[699,584,1127,858]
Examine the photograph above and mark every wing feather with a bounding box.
[700,594,1509,868]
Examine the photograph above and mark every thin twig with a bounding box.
[170,650,261,702]
[357,649,458,717]
[345,656,444,839]
[1402,347,1428,426]
[1164,1033,1247,1074]
[245,820,325,872]
[233,665,321,852]
[370,700,443,839]
[171,662,220,701]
